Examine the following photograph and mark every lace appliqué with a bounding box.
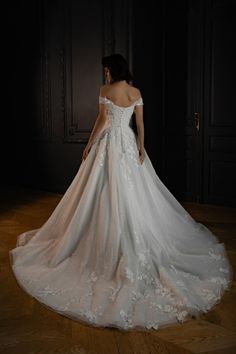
[95,130,110,166]
[120,309,133,329]
[124,267,135,283]
[38,285,70,297]
[78,306,103,323]
[135,97,144,106]
[98,96,144,108]
[200,288,219,302]
[170,264,201,282]
[120,156,135,190]
[209,277,228,286]
[86,271,98,283]
[109,285,121,301]
[208,248,223,260]
[96,95,142,172]
[99,96,109,105]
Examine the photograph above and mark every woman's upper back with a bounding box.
[100,82,141,108]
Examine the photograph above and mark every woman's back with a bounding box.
[101,82,141,108]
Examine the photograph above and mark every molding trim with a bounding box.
[62,0,133,143]
[36,0,52,141]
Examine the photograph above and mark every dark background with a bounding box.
[3,0,236,206]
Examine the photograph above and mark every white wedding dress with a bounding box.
[9,96,233,331]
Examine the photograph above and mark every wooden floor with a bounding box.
[0,188,236,354]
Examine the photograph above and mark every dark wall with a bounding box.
[3,0,191,200]
[5,1,41,188]
[3,1,133,191]
[133,1,188,199]
[4,0,235,206]
[186,0,236,207]
[4,0,134,193]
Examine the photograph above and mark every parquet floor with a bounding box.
[0,188,235,354]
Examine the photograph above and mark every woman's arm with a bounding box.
[82,90,107,161]
[134,103,145,164]
[86,112,106,147]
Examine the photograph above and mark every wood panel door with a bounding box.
[5,0,132,192]
[186,0,236,207]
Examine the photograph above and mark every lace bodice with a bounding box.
[99,95,143,108]
[99,96,143,130]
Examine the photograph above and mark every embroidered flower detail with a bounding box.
[146,321,159,329]
[138,252,147,265]
[133,229,141,244]
[120,157,134,189]
[201,288,217,301]
[208,249,222,260]
[79,306,102,322]
[154,284,173,298]
[137,249,151,269]
[58,302,70,311]
[176,280,186,287]
[120,310,133,328]
[176,310,188,322]
[137,271,155,285]
[95,134,110,167]
[84,310,97,321]
[38,285,69,297]
[109,286,120,301]
[131,290,144,302]
[170,266,200,282]
[209,277,228,285]
[124,267,134,283]
[86,271,98,283]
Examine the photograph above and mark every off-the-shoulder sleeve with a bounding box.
[135,97,144,106]
[99,96,108,104]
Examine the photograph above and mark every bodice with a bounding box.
[99,96,144,130]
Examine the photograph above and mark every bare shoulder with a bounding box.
[129,85,142,100]
[99,84,110,97]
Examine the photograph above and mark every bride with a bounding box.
[9,53,233,331]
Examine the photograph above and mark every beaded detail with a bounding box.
[99,95,144,107]
[94,95,143,174]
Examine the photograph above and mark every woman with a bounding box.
[9,54,233,331]
[82,54,145,165]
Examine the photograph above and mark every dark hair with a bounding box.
[102,53,133,83]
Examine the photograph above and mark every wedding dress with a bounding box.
[9,96,233,331]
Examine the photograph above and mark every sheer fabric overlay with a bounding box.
[9,96,233,331]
